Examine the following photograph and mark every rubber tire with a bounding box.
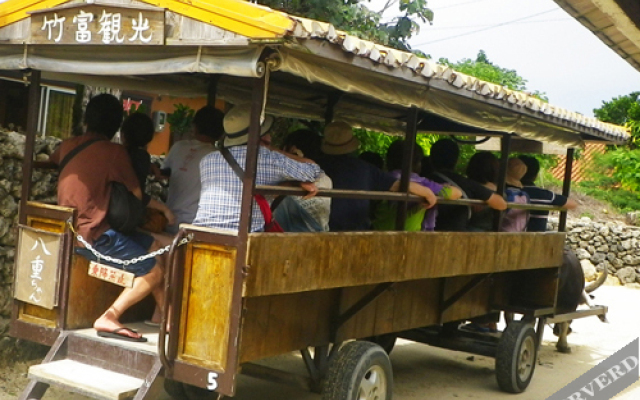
[495,321,538,393]
[322,341,393,400]
[363,333,397,355]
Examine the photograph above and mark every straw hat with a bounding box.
[223,104,274,147]
[321,122,360,155]
[506,158,527,188]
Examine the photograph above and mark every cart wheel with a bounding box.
[322,341,393,400]
[495,321,537,393]
[363,333,397,355]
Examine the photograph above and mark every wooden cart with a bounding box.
[1,1,626,399]
[17,202,568,400]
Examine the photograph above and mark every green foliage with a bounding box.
[353,128,395,155]
[593,92,640,147]
[353,129,476,171]
[584,92,640,212]
[579,149,640,212]
[537,166,562,189]
[166,103,195,135]
[593,92,640,124]
[440,51,548,101]
[258,0,433,51]
[599,149,640,192]
[354,129,440,157]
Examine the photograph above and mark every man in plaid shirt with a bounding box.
[193,105,322,232]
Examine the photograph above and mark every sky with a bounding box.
[368,0,640,117]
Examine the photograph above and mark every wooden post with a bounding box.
[324,91,342,124]
[237,76,265,237]
[19,70,42,225]
[492,133,511,231]
[558,148,575,232]
[207,75,220,107]
[395,107,418,230]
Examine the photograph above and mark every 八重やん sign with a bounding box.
[30,4,164,45]
[14,226,63,310]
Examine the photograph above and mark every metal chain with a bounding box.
[68,222,192,266]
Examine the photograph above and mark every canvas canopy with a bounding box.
[0,0,631,147]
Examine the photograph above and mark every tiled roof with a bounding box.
[288,16,630,144]
[554,0,640,73]
[0,0,631,144]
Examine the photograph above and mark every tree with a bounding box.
[440,50,547,101]
[258,0,433,51]
[593,92,640,147]
[580,92,640,212]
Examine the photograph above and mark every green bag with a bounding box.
[372,202,426,231]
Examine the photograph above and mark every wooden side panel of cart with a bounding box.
[177,229,564,366]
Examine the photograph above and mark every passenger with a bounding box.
[429,139,506,231]
[121,113,175,233]
[373,140,462,231]
[159,106,225,234]
[358,151,384,170]
[501,158,531,232]
[420,155,434,178]
[506,157,527,190]
[193,104,323,232]
[317,122,438,231]
[518,155,578,232]
[466,152,500,231]
[274,129,332,232]
[49,94,166,342]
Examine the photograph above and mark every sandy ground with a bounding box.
[1,285,638,400]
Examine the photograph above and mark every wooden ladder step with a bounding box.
[28,359,144,400]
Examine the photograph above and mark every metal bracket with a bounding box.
[335,282,394,330]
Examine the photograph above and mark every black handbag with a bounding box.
[107,181,145,234]
[59,139,143,234]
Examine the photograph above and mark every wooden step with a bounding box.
[29,359,144,400]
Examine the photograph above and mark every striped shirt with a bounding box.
[193,145,323,232]
[521,185,569,232]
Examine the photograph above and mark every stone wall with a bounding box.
[550,218,640,287]
[0,131,60,322]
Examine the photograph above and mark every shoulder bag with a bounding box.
[59,139,144,234]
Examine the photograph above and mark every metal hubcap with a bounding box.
[517,336,535,381]
[358,365,387,400]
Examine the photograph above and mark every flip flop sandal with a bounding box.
[97,327,148,342]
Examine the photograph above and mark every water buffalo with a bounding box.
[553,247,607,353]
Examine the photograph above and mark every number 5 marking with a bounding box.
[207,372,219,391]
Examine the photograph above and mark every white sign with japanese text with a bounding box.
[30,5,164,46]
[14,226,63,310]
[88,261,134,288]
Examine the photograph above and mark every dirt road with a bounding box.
[1,285,638,399]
